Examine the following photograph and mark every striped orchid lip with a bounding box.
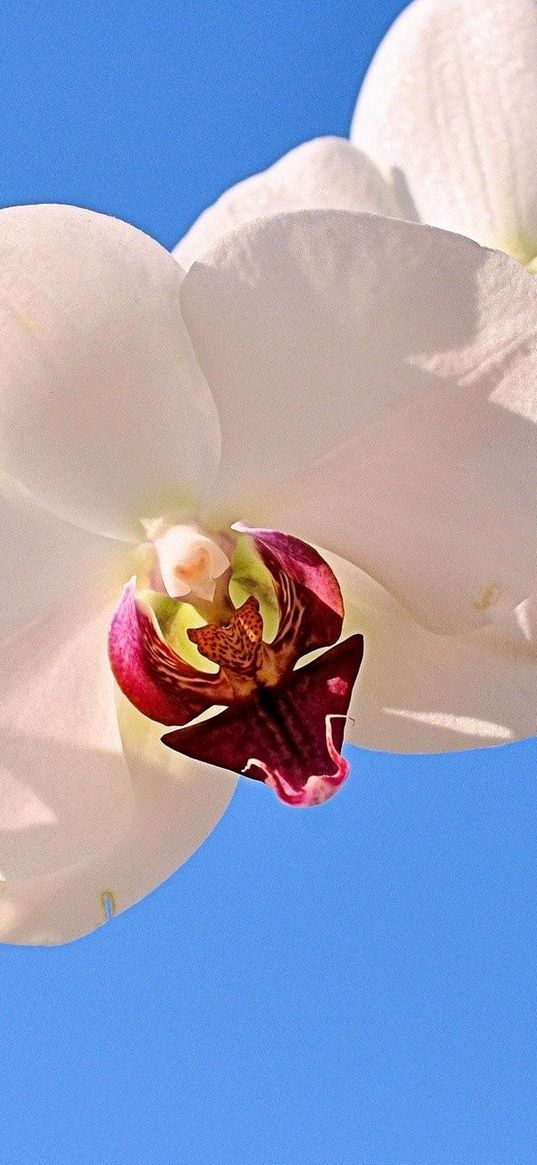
[108,523,364,807]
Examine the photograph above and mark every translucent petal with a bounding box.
[351,0,537,259]
[0,604,235,945]
[0,601,129,885]
[329,550,537,754]
[174,137,402,270]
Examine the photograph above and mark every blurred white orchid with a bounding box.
[3,5,537,942]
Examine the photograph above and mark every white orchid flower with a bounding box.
[3,93,537,944]
[350,0,537,269]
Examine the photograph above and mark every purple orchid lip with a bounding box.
[163,633,364,807]
[108,525,364,806]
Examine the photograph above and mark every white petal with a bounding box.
[0,471,125,627]
[181,210,537,634]
[351,0,537,260]
[0,607,235,945]
[329,550,537,753]
[0,600,128,884]
[0,205,220,540]
[174,137,402,270]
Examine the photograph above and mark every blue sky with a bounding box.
[1,2,536,1162]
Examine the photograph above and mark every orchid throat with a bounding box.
[108,522,364,807]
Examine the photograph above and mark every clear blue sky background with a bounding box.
[1,2,536,1162]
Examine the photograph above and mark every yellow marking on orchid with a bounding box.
[100,890,117,921]
[498,234,537,269]
[473,584,500,613]
[149,591,213,671]
[0,295,40,335]
[16,308,39,334]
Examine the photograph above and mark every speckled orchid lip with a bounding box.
[108,523,364,807]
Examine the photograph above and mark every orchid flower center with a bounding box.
[147,522,231,603]
[109,523,364,807]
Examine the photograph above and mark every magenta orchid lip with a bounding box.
[109,524,364,807]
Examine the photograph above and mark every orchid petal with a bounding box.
[0,471,124,627]
[351,0,537,258]
[0,603,235,945]
[173,137,401,270]
[329,550,537,753]
[0,205,220,540]
[181,210,537,634]
[0,697,235,946]
[0,600,130,885]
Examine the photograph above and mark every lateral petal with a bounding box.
[328,549,537,753]
[182,210,537,634]
[0,204,220,540]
